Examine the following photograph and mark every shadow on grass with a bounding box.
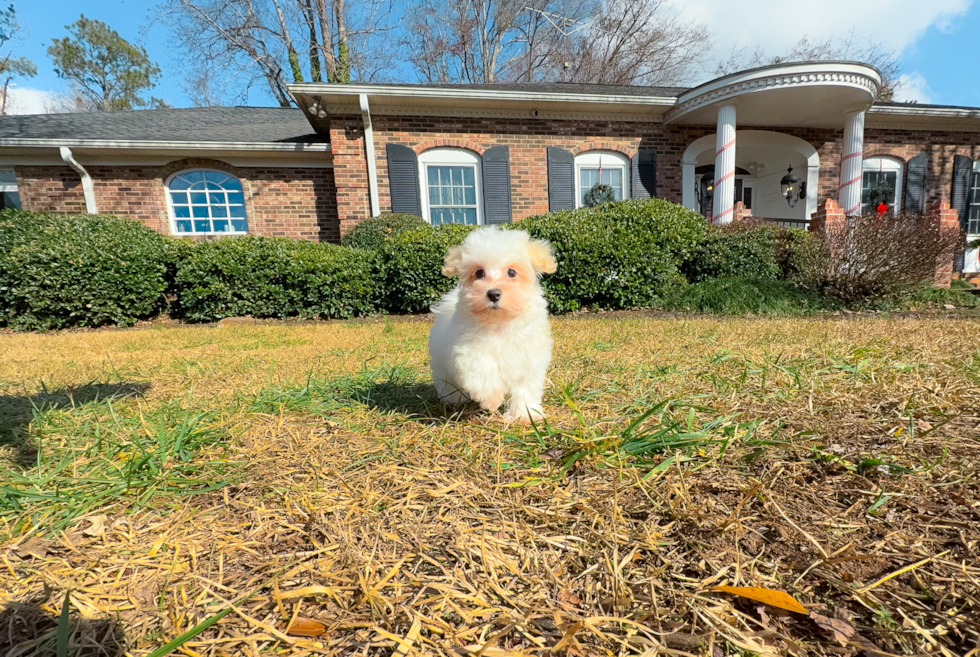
[0,382,149,468]
[0,599,126,657]
[344,379,490,424]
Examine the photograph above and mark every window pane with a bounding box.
[430,208,447,225]
[429,184,440,206]
[205,172,229,184]
[230,205,246,218]
[463,167,474,186]
[227,191,244,204]
[183,171,205,184]
[212,219,230,232]
[170,177,190,190]
[463,208,477,225]
[211,205,228,218]
[464,184,476,205]
[192,205,209,218]
[190,192,208,204]
[170,192,188,204]
[231,219,249,232]
[169,170,247,235]
[428,167,439,186]
[194,219,211,232]
[209,192,226,204]
[2,191,21,210]
[175,219,192,232]
[173,206,190,218]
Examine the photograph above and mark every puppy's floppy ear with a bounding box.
[441,245,464,277]
[526,239,557,274]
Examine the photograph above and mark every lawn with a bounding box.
[1,312,978,657]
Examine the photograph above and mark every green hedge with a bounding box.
[341,213,428,251]
[0,211,173,330]
[377,223,477,313]
[516,199,707,312]
[173,236,379,322]
[684,221,826,286]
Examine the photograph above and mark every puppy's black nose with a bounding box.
[486,288,502,303]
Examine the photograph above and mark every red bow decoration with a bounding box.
[876,202,888,215]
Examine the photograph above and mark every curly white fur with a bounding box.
[428,227,557,424]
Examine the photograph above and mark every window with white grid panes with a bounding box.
[167,170,248,235]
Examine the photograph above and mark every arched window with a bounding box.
[418,148,482,225]
[167,170,248,235]
[575,151,629,208]
[861,157,903,215]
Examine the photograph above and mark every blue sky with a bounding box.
[6,0,980,112]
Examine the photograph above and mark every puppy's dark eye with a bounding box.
[474,269,485,279]
[507,268,517,278]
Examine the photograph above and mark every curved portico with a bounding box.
[667,62,881,222]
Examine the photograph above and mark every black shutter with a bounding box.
[547,146,575,211]
[386,143,421,216]
[631,149,657,199]
[482,145,512,224]
[951,154,973,272]
[904,153,927,215]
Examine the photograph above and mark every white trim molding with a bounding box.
[418,148,483,226]
[0,138,330,152]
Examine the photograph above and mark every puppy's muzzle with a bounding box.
[486,289,502,303]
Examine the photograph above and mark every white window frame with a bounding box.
[165,169,249,237]
[0,168,20,210]
[965,161,980,274]
[418,148,483,226]
[575,150,629,208]
[862,156,903,215]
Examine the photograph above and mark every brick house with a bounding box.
[2,61,979,272]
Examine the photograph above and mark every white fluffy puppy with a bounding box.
[428,226,557,424]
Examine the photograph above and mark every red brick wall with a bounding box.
[14,158,340,241]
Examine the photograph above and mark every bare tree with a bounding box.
[156,0,396,107]
[405,0,708,86]
[716,32,903,101]
[0,3,37,116]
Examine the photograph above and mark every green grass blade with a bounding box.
[56,591,71,657]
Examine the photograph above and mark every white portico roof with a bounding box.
[663,62,882,127]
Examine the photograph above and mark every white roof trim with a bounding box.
[290,83,677,107]
[869,105,980,120]
[0,138,330,152]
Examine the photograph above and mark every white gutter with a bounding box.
[359,93,380,217]
[292,83,677,107]
[59,146,98,214]
[2,138,330,152]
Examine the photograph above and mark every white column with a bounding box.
[838,110,866,216]
[712,104,737,224]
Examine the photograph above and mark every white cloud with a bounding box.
[671,0,974,78]
[893,72,935,104]
[2,87,57,115]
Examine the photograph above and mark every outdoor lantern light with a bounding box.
[699,170,715,211]
[780,166,806,208]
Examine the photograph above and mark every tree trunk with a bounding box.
[298,0,323,83]
[272,0,305,83]
[313,0,338,81]
[333,0,350,83]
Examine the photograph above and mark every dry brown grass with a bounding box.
[1,312,978,657]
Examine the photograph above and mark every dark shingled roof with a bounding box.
[0,107,324,143]
[364,81,690,97]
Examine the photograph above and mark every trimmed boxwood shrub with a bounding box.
[0,211,174,330]
[516,198,707,312]
[378,223,477,313]
[684,221,827,286]
[341,213,428,251]
[174,236,379,322]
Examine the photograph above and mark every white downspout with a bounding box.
[358,94,380,217]
[59,146,98,214]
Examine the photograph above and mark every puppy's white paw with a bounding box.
[476,390,505,412]
[503,407,545,425]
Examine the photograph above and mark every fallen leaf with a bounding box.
[557,590,582,605]
[810,612,855,646]
[14,537,51,559]
[285,617,327,637]
[82,515,107,537]
[709,586,808,614]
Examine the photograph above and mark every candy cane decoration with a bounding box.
[712,105,737,224]
[838,110,866,216]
